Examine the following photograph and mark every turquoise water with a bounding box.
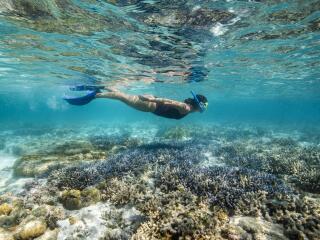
[0,1,320,240]
[0,0,319,127]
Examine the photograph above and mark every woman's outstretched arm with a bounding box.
[139,95,190,113]
[140,95,189,107]
[161,102,191,114]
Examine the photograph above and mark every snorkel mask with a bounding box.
[190,91,208,113]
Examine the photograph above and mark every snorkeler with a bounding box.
[64,86,208,119]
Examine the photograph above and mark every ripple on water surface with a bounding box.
[0,0,319,99]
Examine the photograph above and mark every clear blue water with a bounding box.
[0,0,319,126]
[1,2,320,239]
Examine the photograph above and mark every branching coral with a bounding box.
[47,140,294,238]
[216,140,320,193]
[48,141,205,190]
[13,135,142,178]
[2,124,319,239]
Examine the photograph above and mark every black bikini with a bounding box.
[153,104,188,119]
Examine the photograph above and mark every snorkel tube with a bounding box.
[190,91,207,113]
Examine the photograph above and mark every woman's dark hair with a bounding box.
[184,94,208,109]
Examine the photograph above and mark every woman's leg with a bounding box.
[95,91,157,112]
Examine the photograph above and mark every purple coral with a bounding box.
[48,140,290,211]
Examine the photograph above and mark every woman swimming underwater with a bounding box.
[64,86,208,119]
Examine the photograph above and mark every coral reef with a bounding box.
[57,202,110,240]
[0,196,26,228]
[14,219,47,240]
[49,141,289,199]
[157,126,192,140]
[60,189,81,210]
[12,132,141,177]
[89,134,141,153]
[0,203,12,216]
[13,141,104,177]
[35,229,59,240]
[0,123,319,239]
[266,194,320,239]
[0,228,14,240]
[59,187,101,210]
[99,176,222,239]
[0,192,65,239]
[47,140,295,238]
[222,216,288,240]
[98,171,293,239]
[215,139,320,193]
[56,202,145,240]
[47,141,206,190]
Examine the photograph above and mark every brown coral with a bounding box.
[0,203,13,216]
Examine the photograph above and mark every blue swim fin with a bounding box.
[63,90,96,106]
